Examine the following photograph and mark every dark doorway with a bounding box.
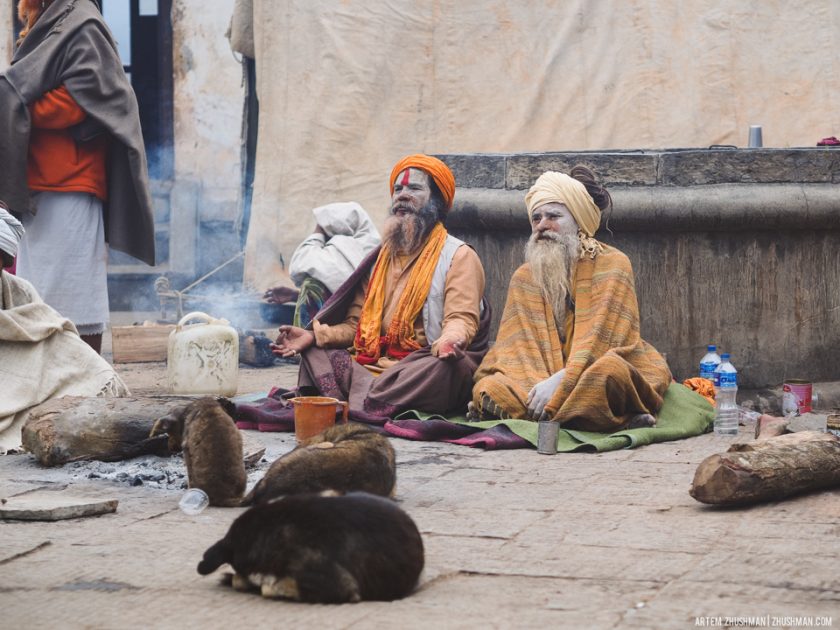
[102,0,174,180]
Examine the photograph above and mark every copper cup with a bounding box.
[291,396,349,442]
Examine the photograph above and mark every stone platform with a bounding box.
[1,361,837,628]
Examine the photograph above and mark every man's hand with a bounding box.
[271,325,316,358]
[434,335,466,361]
[263,286,300,304]
[526,369,566,421]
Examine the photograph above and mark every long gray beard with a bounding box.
[525,232,580,326]
[382,201,440,256]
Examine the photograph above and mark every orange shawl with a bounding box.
[354,223,448,364]
[545,246,670,419]
[474,244,671,424]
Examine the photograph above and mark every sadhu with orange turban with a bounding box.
[389,154,456,212]
[271,154,490,421]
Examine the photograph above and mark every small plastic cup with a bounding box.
[179,488,209,515]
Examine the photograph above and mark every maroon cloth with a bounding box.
[233,387,295,432]
[307,246,381,329]
[383,419,531,450]
[231,390,530,448]
[233,386,389,432]
[296,300,491,421]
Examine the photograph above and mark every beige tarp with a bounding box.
[240,0,840,288]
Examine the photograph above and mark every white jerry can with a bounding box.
[167,312,239,396]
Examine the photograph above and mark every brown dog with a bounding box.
[239,423,396,506]
[150,397,246,507]
[198,491,424,603]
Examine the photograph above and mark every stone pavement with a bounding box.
[1,361,838,629]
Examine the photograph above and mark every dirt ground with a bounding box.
[1,329,838,629]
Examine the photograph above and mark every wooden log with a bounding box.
[21,396,195,467]
[690,431,840,506]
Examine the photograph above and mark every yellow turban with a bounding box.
[390,154,456,211]
[524,171,601,237]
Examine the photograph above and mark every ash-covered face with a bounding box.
[383,169,440,255]
[390,168,432,217]
[530,202,579,238]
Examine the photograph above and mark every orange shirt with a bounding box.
[27,85,108,200]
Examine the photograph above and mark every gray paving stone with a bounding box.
[1,362,837,628]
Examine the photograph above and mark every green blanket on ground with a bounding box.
[394,382,714,452]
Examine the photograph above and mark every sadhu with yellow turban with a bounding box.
[472,165,681,434]
[272,154,490,421]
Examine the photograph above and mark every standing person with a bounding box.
[471,167,672,430]
[0,0,155,354]
[271,154,490,420]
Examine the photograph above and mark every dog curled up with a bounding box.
[150,397,246,507]
[238,423,396,506]
[197,491,424,603]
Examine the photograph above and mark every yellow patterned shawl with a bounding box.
[474,243,671,426]
[354,223,448,364]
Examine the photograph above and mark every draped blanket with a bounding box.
[0,273,129,452]
[0,0,154,264]
[474,244,672,431]
[387,382,713,451]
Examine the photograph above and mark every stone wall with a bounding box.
[169,0,244,278]
[0,2,12,68]
[442,149,840,389]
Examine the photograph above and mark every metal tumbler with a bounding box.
[537,420,559,455]
[748,125,763,148]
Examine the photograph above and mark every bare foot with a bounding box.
[626,413,656,429]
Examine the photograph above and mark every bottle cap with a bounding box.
[721,353,730,360]
[707,344,716,351]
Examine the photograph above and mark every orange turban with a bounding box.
[389,154,456,211]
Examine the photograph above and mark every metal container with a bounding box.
[537,420,560,455]
[781,379,812,416]
[748,125,763,148]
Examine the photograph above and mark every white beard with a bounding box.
[525,232,580,327]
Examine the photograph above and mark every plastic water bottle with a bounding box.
[699,344,722,382]
[713,354,738,436]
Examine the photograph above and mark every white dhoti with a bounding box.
[16,191,110,334]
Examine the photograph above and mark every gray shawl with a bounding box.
[0,0,155,265]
